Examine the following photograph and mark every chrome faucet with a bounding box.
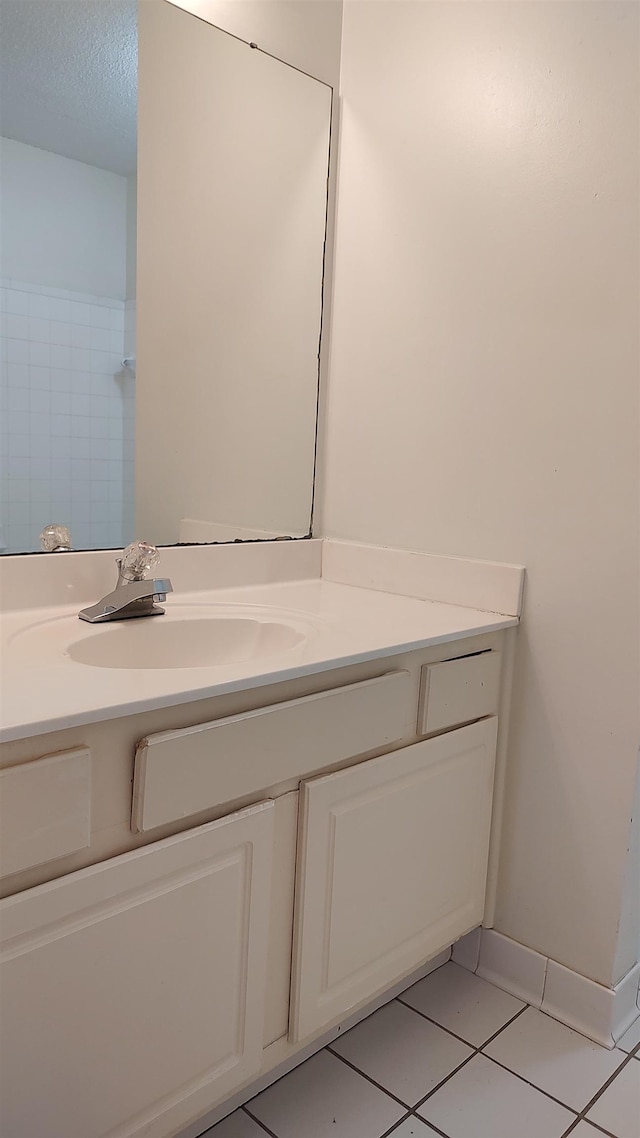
[78,541,173,624]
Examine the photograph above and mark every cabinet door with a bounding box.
[290,719,498,1042]
[0,800,274,1138]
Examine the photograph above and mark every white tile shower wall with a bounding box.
[0,279,134,553]
[122,299,136,545]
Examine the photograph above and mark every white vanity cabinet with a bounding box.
[0,801,275,1138]
[0,632,513,1138]
[290,717,498,1041]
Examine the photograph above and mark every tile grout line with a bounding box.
[395,995,481,1049]
[408,1113,452,1138]
[209,993,640,1137]
[396,993,529,1054]
[407,1004,531,1120]
[378,1109,413,1138]
[325,1043,418,1111]
[557,1042,640,1138]
[241,1104,280,1137]
[561,1117,620,1138]
[325,1000,531,1132]
[480,1052,581,1118]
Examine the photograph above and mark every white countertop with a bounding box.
[0,578,518,743]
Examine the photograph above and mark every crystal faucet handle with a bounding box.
[40,524,72,552]
[119,540,161,582]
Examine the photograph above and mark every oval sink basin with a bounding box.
[6,604,315,671]
[67,616,305,670]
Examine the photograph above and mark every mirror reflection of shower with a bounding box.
[0,0,137,553]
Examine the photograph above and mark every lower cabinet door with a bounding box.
[290,718,498,1042]
[0,800,275,1138]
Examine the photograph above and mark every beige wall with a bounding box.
[321,1,640,986]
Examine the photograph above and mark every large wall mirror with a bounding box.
[0,0,331,555]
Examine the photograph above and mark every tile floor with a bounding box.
[202,962,640,1138]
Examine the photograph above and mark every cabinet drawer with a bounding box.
[0,748,91,878]
[418,650,501,735]
[290,718,498,1042]
[132,670,414,832]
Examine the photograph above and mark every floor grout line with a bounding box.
[408,1049,479,1117]
[242,1104,279,1137]
[378,1109,413,1138]
[481,1052,581,1117]
[409,1112,451,1138]
[395,995,479,1049]
[205,984,639,1137]
[561,1118,621,1138]
[331,1002,533,1126]
[474,1000,530,1048]
[561,1114,619,1138]
[557,1043,640,1138]
[395,991,527,1051]
[326,1043,414,1110]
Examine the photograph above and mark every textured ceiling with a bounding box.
[0,0,137,176]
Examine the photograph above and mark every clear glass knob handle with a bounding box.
[120,540,160,581]
[40,524,72,552]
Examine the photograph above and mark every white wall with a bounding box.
[0,138,127,299]
[125,176,137,301]
[321,1,640,987]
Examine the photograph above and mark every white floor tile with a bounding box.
[203,1108,267,1137]
[331,998,473,1106]
[417,1054,575,1138]
[567,1123,606,1137]
[248,1049,405,1138]
[388,1118,444,1137]
[586,1059,640,1137]
[616,1014,640,1054]
[401,961,524,1047]
[485,1007,627,1110]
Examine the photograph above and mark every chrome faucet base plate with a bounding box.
[78,601,167,624]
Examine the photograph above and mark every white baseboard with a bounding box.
[454,927,640,1049]
[477,928,548,1008]
[542,957,640,1048]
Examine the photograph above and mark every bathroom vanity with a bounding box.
[0,540,523,1138]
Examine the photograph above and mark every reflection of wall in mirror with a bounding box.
[0,138,136,553]
[137,0,332,544]
[168,0,343,88]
